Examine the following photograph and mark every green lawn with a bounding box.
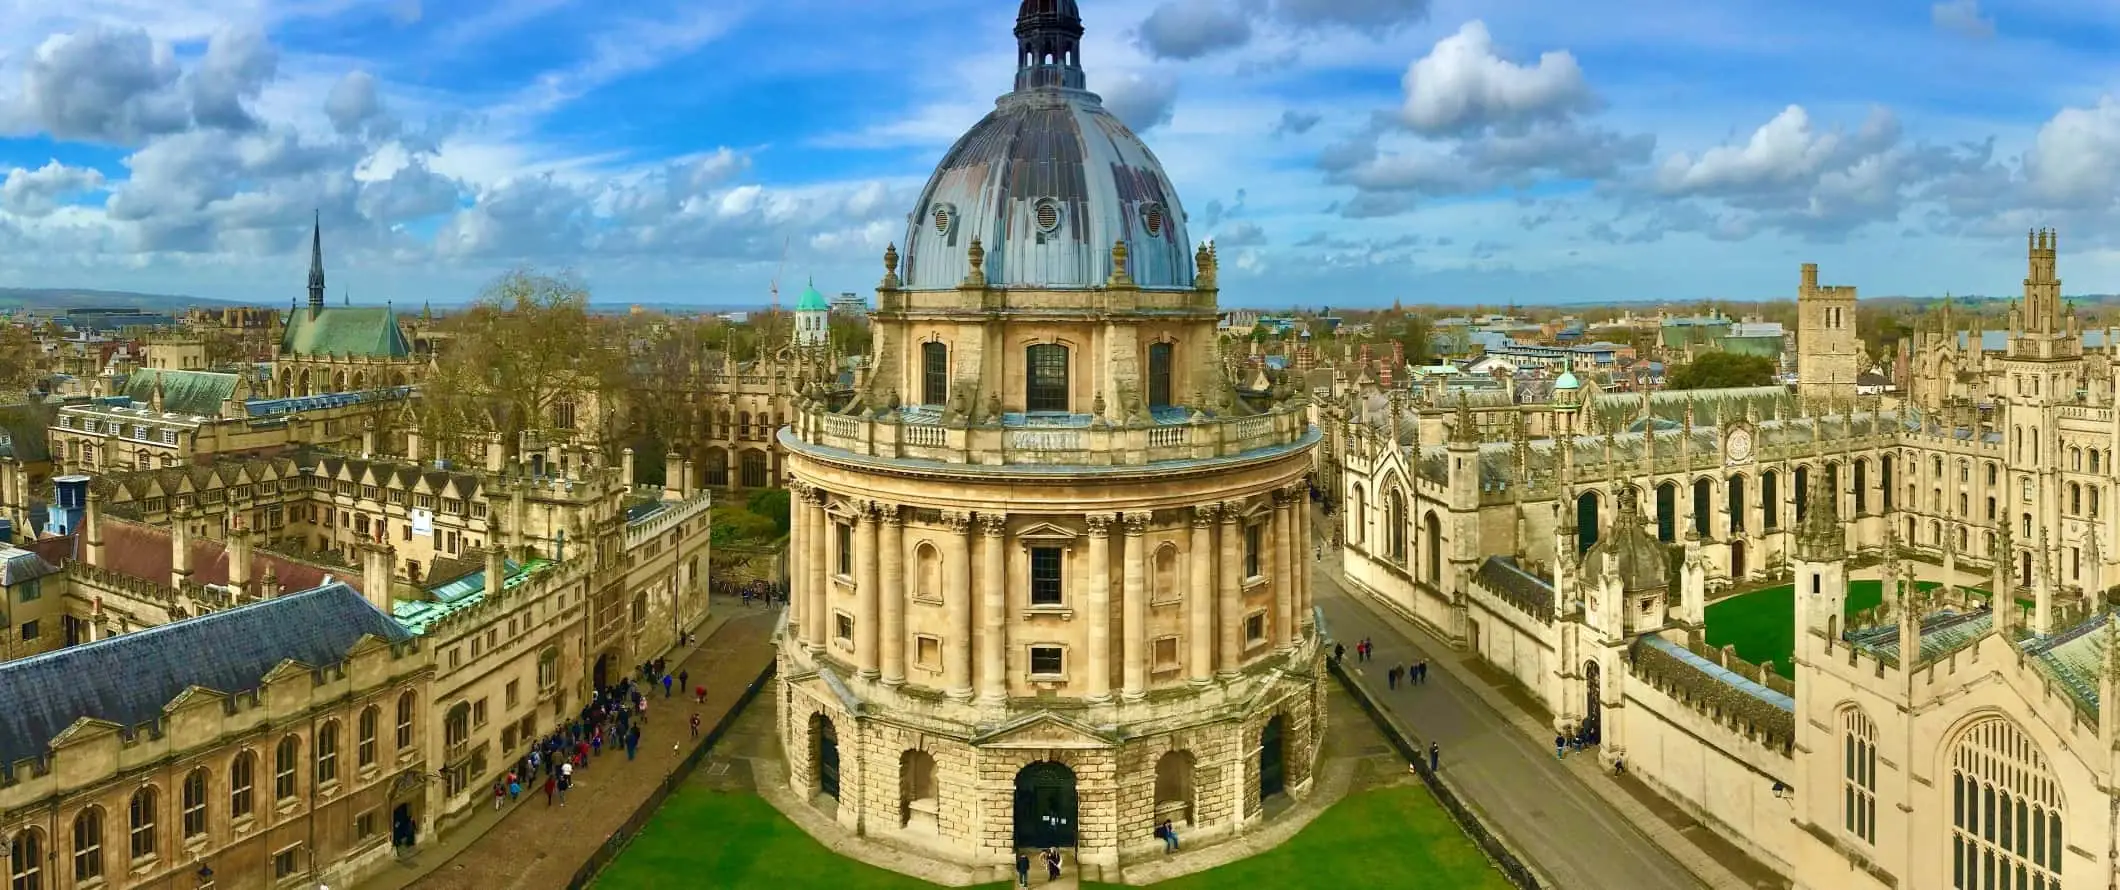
[1087,785,1511,890]
[1704,578,2008,678]
[594,790,1008,890]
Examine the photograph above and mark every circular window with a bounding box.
[933,204,953,235]
[1143,203,1165,237]
[1035,200,1061,234]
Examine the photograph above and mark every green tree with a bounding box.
[1665,351,1777,390]
[746,487,792,536]
[417,269,626,463]
[1395,314,1434,365]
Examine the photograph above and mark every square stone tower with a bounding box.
[1796,262,1859,402]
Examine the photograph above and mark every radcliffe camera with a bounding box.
[0,2,2097,890]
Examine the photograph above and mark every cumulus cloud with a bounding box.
[1272,109,1322,136]
[1398,21,1595,137]
[186,27,278,131]
[2022,96,2120,208]
[326,71,385,136]
[1,161,106,217]
[1931,0,1995,39]
[6,28,191,144]
[1100,71,1180,132]
[1137,0,1256,60]
[1214,221,1269,246]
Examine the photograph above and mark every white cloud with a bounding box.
[1397,21,1594,136]
[1099,70,1181,132]
[1,161,106,217]
[1653,106,1841,195]
[2023,96,2120,209]
[1137,0,1256,60]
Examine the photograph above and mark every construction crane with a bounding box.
[768,236,790,342]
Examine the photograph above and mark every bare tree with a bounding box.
[416,270,626,463]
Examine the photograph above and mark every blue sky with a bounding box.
[0,0,2117,308]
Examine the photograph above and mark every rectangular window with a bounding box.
[1245,612,1266,643]
[473,698,488,728]
[1244,524,1263,579]
[1152,636,1180,671]
[357,811,378,840]
[20,619,36,641]
[915,636,941,670]
[505,680,520,709]
[835,613,854,643]
[274,848,298,879]
[836,523,853,577]
[1029,547,1063,605]
[1147,342,1173,409]
[1029,646,1064,677]
[921,342,949,406]
[1025,344,1070,412]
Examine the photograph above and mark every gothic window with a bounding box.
[1842,707,1877,845]
[1148,342,1174,409]
[1387,490,1407,564]
[1854,459,1868,514]
[1656,483,1677,542]
[1950,717,2063,889]
[1881,456,1894,511]
[921,342,948,406]
[274,736,300,801]
[1988,462,1999,485]
[1795,466,1810,522]
[10,829,42,890]
[1348,484,1365,546]
[358,705,379,768]
[1026,344,1070,413]
[1727,476,1746,533]
[181,769,208,839]
[396,691,417,750]
[741,450,768,488]
[2070,483,2081,515]
[230,751,255,818]
[1762,470,1779,528]
[1692,478,1711,537]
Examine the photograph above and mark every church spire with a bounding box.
[1794,463,1844,563]
[1013,0,1085,92]
[307,210,326,318]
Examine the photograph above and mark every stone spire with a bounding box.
[1794,461,1844,562]
[1450,392,1477,445]
[307,209,326,317]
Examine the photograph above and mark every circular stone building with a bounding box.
[775,1,1325,878]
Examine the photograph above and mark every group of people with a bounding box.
[712,578,789,607]
[1385,659,1430,690]
[1013,848,1065,886]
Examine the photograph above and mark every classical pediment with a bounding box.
[1015,522,1079,543]
[971,710,1115,749]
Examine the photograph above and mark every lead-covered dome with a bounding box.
[897,1,1194,291]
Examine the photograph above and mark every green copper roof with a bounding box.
[125,369,237,416]
[794,279,830,312]
[279,306,412,359]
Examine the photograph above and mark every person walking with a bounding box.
[1419,659,1430,684]
[1014,853,1030,888]
[625,725,640,760]
[1554,734,1566,759]
[1387,664,1401,690]
[542,774,556,806]
[690,712,702,739]
[1429,741,1440,773]
[1333,642,1345,663]
[694,684,707,703]
[662,673,674,697]
[492,780,505,811]
[679,669,689,695]
[507,772,520,802]
[1045,847,1062,882]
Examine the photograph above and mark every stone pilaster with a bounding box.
[1297,487,1314,629]
[1085,513,1114,702]
[978,512,1009,704]
[804,487,829,652]
[1121,511,1149,700]
[880,503,906,686]
[1189,504,1217,684]
[942,511,974,700]
[787,481,806,628]
[1217,501,1244,676]
[1274,488,1296,649]
[855,501,881,678]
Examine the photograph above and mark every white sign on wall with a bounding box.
[410,508,434,536]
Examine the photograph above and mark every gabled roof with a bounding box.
[279,306,412,359]
[99,518,357,595]
[0,581,410,770]
[123,369,237,416]
[0,401,53,463]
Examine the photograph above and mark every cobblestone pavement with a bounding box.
[370,600,780,890]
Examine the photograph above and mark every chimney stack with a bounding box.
[359,542,397,613]
[665,452,684,500]
[170,507,195,589]
[227,524,253,599]
[485,546,507,600]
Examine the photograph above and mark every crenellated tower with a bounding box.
[1795,261,1859,402]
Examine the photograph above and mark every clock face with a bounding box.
[1727,428,1753,463]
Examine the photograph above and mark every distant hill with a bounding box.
[0,287,241,313]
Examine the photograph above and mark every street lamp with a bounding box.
[195,864,214,887]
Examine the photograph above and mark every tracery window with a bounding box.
[1842,708,1876,845]
[1950,717,2063,889]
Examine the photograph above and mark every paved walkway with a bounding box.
[354,597,781,890]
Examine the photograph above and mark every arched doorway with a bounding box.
[592,652,612,691]
[1582,660,1602,744]
[812,714,840,800]
[1730,540,1746,579]
[1012,761,1078,849]
[1259,715,1287,800]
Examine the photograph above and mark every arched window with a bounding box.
[2071,483,2081,515]
[9,829,42,890]
[740,450,768,488]
[1386,490,1407,564]
[921,341,949,406]
[1025,343,1070,412]
[1949,717,2063,889]
[2093,450,2103,473]
[2093,487,2102,518]
[1147,341,1174,409]
[1656,482,1677,542]
[127,787,157,859]
[71,808,102,883]
[1842,705,1878,845]
[445,702,471,749]
[1727,475,1747,534]
[230,750,256,818]
[1347,484,1365,546]
[1762,470,1779,528]
[397,691,417,750]
[1853,459,1868,514]
[316,720,341,785]
[1423,512,1442,583]
[1987,462,1999,485]
[1795,465,1810,522]
[274,735,300,801]
[180,768,208,840]
[1692,478,1711,537]
[358,705,380,768]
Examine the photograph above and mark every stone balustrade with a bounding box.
[788,402,1313,468]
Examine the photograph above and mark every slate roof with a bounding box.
[0,581,410,771]
[0,546,60,586]
[123,369,238,417]
[279,306,412,359]
[0,401,54,463]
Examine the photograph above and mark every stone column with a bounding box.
[804,488,829,652]
[1121,511,1149,700]
[880,504,906,687]
[788,481,807,628]
[1274,489,1296,649]
[1188,505,1217,684]
[1298,489,1314,630]
[854,502,880,678]
[1217,502,1244,676]
[1085,513,1114,702]
[978,513,1009,704]
[943,512,974,700]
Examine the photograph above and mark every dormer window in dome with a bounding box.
[1141,203,1166,238]
[1034,199,1063,236]
[932,203,957,237]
